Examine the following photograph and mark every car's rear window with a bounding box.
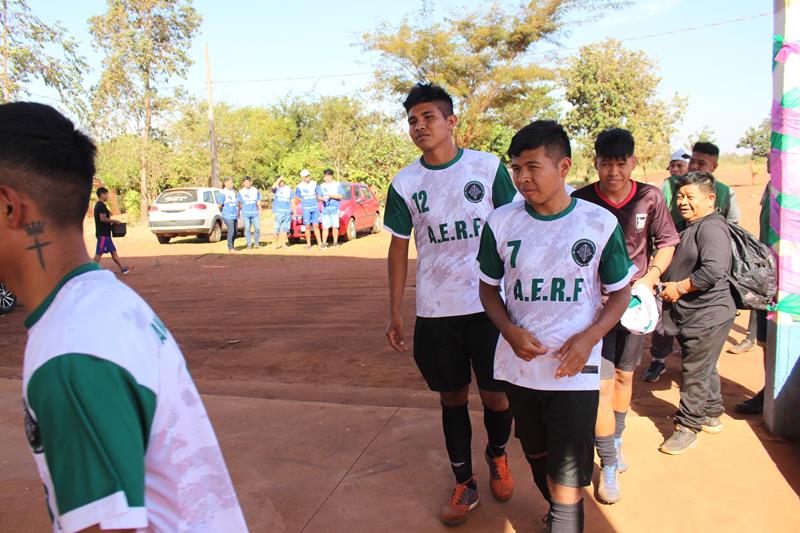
[156,190,198,204]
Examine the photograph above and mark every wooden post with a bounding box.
[205,43,220,189]
[765,0,800,436]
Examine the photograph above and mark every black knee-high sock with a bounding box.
[548,500,584,533]
[483,405,513,457]
[526,455,551,503]
[442,403,472,484]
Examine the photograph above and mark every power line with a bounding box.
[213,72,372,85]
[210,11,770,85]
[525,12,770,58]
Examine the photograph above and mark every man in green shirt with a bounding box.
[661,142,741,229]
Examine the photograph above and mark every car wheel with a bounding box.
[207,222,222,243]
[157,235,171,245]
[343,218,357,242]
[0,283,16,315]
[371,213,382,234]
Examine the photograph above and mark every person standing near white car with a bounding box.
[219,178,240,252]
[238,176,262,249]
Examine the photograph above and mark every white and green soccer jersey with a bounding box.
[22,264,248,533]
[384,148,516,318]
[477,199,636,391]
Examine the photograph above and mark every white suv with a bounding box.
[148,187,242,244]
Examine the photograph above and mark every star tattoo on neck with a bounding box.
[23,221,52,270]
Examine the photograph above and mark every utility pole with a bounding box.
[765,0,800,436]
[205,43,220,189]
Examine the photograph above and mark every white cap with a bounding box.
[300,169,311,177]
[620,285,659,336]
[670,147,692,163]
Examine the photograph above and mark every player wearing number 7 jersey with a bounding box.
[383,83,517,527]
[478,121,634,532]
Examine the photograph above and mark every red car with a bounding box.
[289,181,382,243]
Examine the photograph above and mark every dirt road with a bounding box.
[1,174,797,532]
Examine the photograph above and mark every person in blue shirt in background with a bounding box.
[272,176,293,250]
[218,177,240,252]
[318,169,344,249]
[237,176,262,249]
[296,169,322,250]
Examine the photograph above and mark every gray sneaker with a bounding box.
[701,416,724,434]
[597,464,621,504]
[615,438,628,473]
[659,425,698,455]
[728,338,755,354]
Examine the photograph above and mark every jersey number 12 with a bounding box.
[412,190,429,213]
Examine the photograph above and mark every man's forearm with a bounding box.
[479,282,514,335]
[651,246,674,276]
[643,246,675,284]
[387,239,409,317]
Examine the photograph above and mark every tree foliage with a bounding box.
[562,39,686,179]
[89,0,201,220]
[688,125,717,146]
[737,117,770,183]
[0,0,88,117]
[363,1,627,150]
[96,96,417,206]
[737,118,770,158]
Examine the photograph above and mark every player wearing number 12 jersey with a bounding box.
[384,83,517,527]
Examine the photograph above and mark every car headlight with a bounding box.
[338,210,345,217]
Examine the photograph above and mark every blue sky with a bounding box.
[29,0,772,152]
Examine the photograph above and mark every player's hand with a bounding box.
[501,324,547,361]
[386,315,406,352]
[660,281,682,303]
[633,273,658,295]
[556,331,596,378]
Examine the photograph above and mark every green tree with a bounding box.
[737,117,770,184]
[562,38,686,179]
[90,0,201,221]
[0,0,88,117]
[363,1,626,150]
[95,95,419,203]
[688,125,717,146]
[348,124,418,197]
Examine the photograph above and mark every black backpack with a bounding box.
[726,222,776,310]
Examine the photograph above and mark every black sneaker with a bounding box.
[735,390,764,415]
[659,425,698,455]
[644,360,666,382]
